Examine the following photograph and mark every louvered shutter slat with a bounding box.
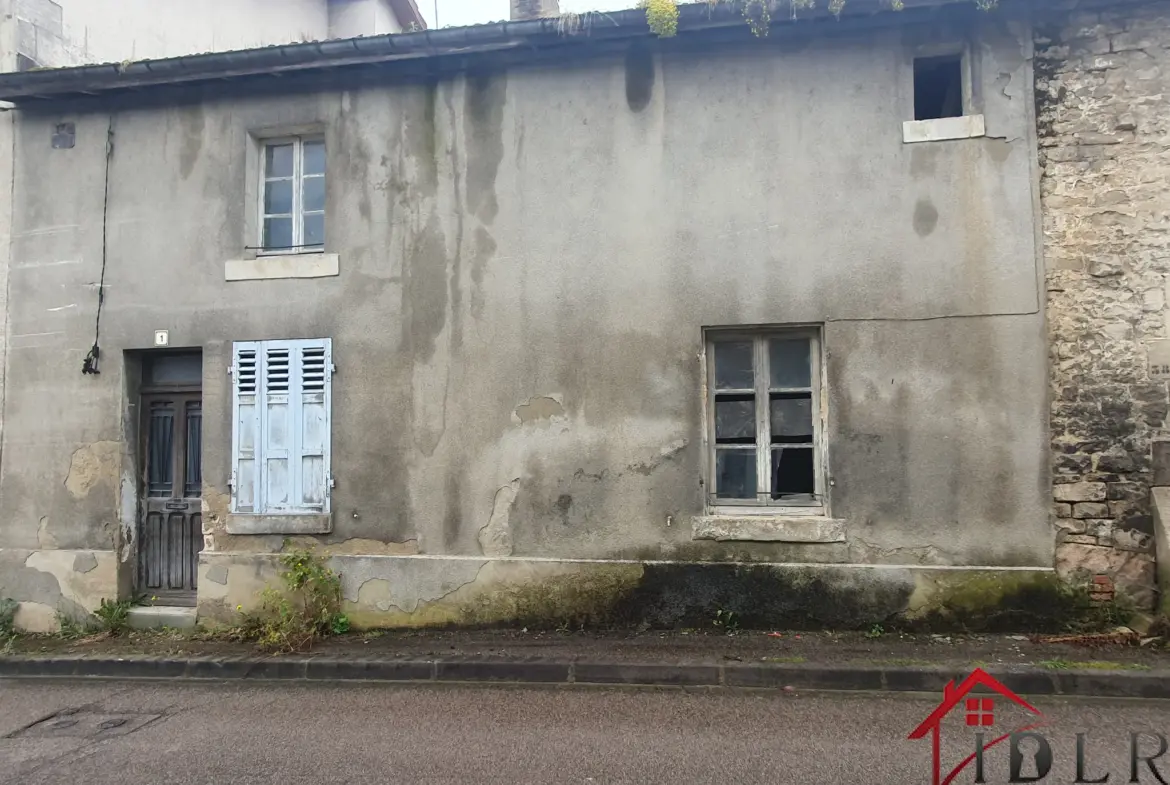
[231,343,261,513]
[295,339,331,511]
[263,343,294,511]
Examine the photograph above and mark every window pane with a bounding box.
[263,217,293,250]
[715,396,755,442]
[265,143,294,178]
[146,353,202,386]
[770,395,813,442]
[716,449,756,500]
[714,341,754,389]
[303,176,325,212]
[770,338,811,388]
[148,402,175,498]
[772,447,814,498]
[185,402,202,498]
[263,179,293,215]
[303,140,325,176]
[303,213,325,247]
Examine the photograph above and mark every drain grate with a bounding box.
[13,710,160,739]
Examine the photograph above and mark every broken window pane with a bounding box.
[714,341,754,389]
[716,449,756,499]
[770,395,813,442]
[772,447,814,498]
[769,338,811,388]
[715,396,755,442]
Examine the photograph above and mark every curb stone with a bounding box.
[0,656,1167,698]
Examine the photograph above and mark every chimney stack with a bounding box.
[511,0,559,20]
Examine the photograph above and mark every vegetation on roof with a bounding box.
[635,0,997,38]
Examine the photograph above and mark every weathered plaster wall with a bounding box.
[36,0,330,68]
[0,548,117,631]
[198,551,1067,631]
[1,13,1051,625]
[1036,0,1170,606]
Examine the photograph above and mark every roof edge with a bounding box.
[0,0,993,104]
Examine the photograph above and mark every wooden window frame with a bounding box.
[258,136,326,256]
[705,327,827,516]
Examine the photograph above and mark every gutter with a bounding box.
[0,0,984,103]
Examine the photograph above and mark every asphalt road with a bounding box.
[3,679,1170,784]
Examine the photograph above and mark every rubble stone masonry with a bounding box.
[1036,0,1170,607]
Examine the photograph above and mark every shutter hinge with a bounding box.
[331,362,337,375]
[229,471,236,492]
[228,365,234,376]
[328,474,336,489]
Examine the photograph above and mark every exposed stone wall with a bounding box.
[1036,0,1170,608]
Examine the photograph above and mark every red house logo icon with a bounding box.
[907,668,1047,785]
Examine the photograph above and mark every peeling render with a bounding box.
[479,480,519,557]
[0,549,118,631]
[63,441,120,499]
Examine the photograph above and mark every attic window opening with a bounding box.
[913,55,963,121]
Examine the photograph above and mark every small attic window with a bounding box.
[913,55,964,120]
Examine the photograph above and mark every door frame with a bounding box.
[135,351,204,605]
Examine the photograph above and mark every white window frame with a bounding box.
[903,42,986,144]
[231,338,333,516]
[705,328,826,516]
[258,136,325,255]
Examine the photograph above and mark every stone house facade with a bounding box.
[1036,0,1170,609]
[0,0,1163,630]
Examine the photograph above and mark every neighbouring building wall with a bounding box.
[1036,0,1170,607]
[1,14,1054,629]
[329,0,404,38]
[31,0,329,67]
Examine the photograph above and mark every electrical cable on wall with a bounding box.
[82,115,115,375]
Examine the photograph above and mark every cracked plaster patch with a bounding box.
[478,480,520,557]
[65,441,121,499]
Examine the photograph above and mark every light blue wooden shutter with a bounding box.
[294,339,332,512]
[261,342,294,512]
[231,343,261,513]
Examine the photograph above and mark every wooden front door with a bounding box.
[138,354,203,606]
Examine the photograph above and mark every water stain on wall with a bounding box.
[625,43,655,113]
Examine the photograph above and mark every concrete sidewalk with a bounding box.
[2,628,1168,698]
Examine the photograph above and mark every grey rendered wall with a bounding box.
[0,15,1050,570]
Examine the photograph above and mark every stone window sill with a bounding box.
[692,514,845,544]
[902,114,985,144]
[226,513,332,535]
[225,253,339,281]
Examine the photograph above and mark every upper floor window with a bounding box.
[261,137,325,254]
[707,329,824,511]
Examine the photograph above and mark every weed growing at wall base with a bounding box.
[236,546,351,653]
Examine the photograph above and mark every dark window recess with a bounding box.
[913,56,964,121]
[52,123,76,149]
[145,353,202,387]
